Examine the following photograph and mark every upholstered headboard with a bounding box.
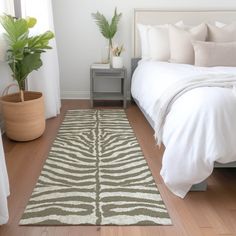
[133,9,236,58]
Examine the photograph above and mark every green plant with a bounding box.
[0,14,54,101]
[92,8,122,61]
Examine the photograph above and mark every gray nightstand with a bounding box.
[90,67,127,108]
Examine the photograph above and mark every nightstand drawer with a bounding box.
[93,71,125,78]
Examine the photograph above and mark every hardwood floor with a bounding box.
[1,100,236,236]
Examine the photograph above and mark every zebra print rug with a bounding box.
[20,109,171,226]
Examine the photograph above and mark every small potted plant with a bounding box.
[111,44,124,68]
[92,8,122,63]
[0,14,54,141]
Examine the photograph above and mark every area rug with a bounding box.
[20,109,171,225]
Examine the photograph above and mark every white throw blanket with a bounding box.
[154,74,236,146]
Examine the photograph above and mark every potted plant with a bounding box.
[111,44,124,68]
[0,14,54,141]
[92,8,122,63]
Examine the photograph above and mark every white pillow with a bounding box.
[174,21,194,30]
[214,21,226,28]
[147,25,169,61]
[178,21,226,29]
[207,22,236,42]
[193,41,236,67]
[137,24,151,59]
[137,21,184,60]
[169,23,207,64]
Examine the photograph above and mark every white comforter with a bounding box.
[131,60,236,198]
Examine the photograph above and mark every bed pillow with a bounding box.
[214,21,226,28]
[147,25,169,61]
[137,24,151,59]
[169,23,207,64]
[193,41,236,67]
[148,21,188,61]
[175,21,225,29]
[137,21,184,60]
[207,22,236,42]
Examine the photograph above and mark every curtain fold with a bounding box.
[21,0,61,119]
[0,131,9,225]
[0,0,13,225]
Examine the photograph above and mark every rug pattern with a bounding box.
[20,109,171,225]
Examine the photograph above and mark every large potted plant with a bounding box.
[92,8,122,62]
[0,14,54,141]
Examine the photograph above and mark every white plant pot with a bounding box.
[112,56,123,68]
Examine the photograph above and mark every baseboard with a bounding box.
[61,90,131,100]
[61,91,90,99]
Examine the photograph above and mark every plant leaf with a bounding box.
[109,8,122,38]
[0,15,28,44]
[91,11,111,39]
[26,17,37,28]
[28,31,54,49]
[20,53,42,80]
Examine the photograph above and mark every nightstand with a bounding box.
[90,67,127,108]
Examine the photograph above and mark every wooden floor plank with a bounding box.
[1,100,236,236]
[200,227,220,236]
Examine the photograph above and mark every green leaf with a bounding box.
[28,31,54,49]
[92,11,111,39]
[42,31,54,40]
[26,17,37,28]
[12,39,27,52]
[109,8,122,38]
[20,53,42,80]
[0,15,28,44]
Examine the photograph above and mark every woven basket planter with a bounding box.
[1,91,45,141]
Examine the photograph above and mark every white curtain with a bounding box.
[0,0,13,225]
[21,0,61,119]
[0,132,9,225]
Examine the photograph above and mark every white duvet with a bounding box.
[131,60,236,198]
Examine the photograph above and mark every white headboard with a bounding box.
[133,9,236,57]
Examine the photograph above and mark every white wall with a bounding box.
[52,0,236,99]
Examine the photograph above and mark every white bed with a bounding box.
[131,60,236,198]
[131,9,236,198]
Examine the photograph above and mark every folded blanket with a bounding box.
[154,73,236,146]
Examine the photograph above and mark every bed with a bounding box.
[131,9,236,198]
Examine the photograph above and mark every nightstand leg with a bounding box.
[123,100,127,109]
[123,70,127,109]
[90,69,94,108]
[121,79,124,94]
